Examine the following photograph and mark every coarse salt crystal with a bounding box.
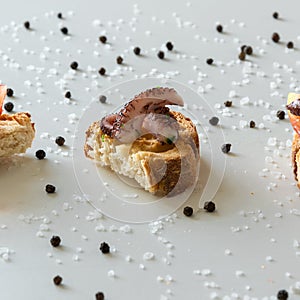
[266,256,274,262]
[143,252,155,261]
[240,97,250,105]
[235,270,245,277]
[107,270,115,278]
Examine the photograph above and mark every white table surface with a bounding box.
[1,0,300,299]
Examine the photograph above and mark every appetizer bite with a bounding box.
[0,85,35,157]
[84,87,200,196]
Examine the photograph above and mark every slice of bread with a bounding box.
[292,133,300,187]
[0,112,35,157]
[85,110,200,196]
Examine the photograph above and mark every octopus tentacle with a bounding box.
[100,87,184,142]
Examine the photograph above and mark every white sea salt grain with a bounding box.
[265,256,274,262]
[143,252,155,261]
[224,249,232,256]
[107,270,115,278]
[235,270,245,277]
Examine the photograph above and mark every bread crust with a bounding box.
[85,110,200,196]
[0,112,35,157]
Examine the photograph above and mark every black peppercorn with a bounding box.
[209,116,219,126]
[166,41,174,51]
[60,27,68,35]
[224,100,232,107]
[221,143,231,153]
[24,21,30,30]
[249,120,256,128]
[240,45,247,52]
[65,91,71,99]
[287,41,294,49]
[157,51,165,59]
[239,52,246,61]
[116,56,123,64]
[216,24,223,33]
[50,236,61,247]
[183,206,193,217]
[6,88,14,97]
[99,242,110,254]
[272,32,280,43]
[53,275,63,286]
[35,149,46,160]
[206,58,214,65]
[45,184,56,194]
[133,47,141,55]
[57,12,63,19]
[98,67,106,76]
[4,102,14,112]
[273,12,279,19]
[204,201,216,212]
[55,136,65,146]
[277,289,288,300]
[99,95,107,103]
[276,110,285,120]
[245,46,253,55]
[99,35,107,44]
[95,292,105,300]
[70,61,78,70]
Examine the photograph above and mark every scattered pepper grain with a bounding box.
[65,91,71,99]
[272,32,280,43]
[204,201,216,212]
[224,100,232,107]
[45,184,56,194]
[166,41,174,51]
[60,27,68,35]
[245,46,253,55]
[99,242,110,254]
[183,206,193,217]
[206,58,214,65]
[116,56,123,64]
[6,88,14,97]
[157,51,165,59]
[277,289,288,300]
[209,116,219,126]
[276,110,285,120]
[55,136,65,146]
[221,143,231,153]
[4,102,14,112]
[239,52,246,61]
[70,61,78,70]
[95,292,105,300]
[216,24,223,33]
[99,35,107,44]
[240,45,247,52]
[24,21,30,30]
[99,95,107,103]
[249,120,256,128]
[50,236,61,247]
[133,47,141,55]
[35,150,46,160]
[98,67,106,75]
[53,275,62,286]
[287,41,294,49]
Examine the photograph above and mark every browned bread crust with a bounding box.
[85,110,200,196]
[0,112,35,157]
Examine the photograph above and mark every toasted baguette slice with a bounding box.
[0,112,35,157]
[85,111,200,196]
[292,133,300,187]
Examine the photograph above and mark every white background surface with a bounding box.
[1,0,300,299]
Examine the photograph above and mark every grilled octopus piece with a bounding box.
[100,87,184,143]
